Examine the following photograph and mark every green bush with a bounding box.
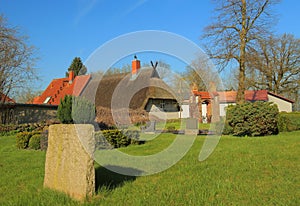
[28,134,41,150]
[57,95,96,124]
[224,102,279,136]
[16,131,40,149]
[278,112,300,132]
[57,95,73,123]
[16,132,31,149]
[72,96,96,124]
[166,125,176,133]
[124,130,141,145]
[95,130,142,149]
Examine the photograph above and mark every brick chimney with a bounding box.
[132,55,140,75]
[69,70,75,84]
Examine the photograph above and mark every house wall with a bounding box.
[268,94,293,112]
[145,99,179,112]
[219,103,236,116]
[149,104,179,120]
[180,104,190,118]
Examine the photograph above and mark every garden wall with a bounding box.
[0,104,58,124]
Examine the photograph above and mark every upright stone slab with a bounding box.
[44,124,95,201]
[185,118,199,135]
[141,120,156,134]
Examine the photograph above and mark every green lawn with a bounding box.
[0,131,299,205]
[150,119,211,131]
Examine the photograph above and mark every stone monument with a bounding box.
[44,124,95,201]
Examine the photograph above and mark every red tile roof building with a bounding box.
[191,89,294,122]
[33,71,91,105]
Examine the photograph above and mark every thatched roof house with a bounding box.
[81,57,179,125]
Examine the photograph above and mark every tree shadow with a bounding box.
[95,163,143,192]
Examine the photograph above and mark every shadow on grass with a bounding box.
[95,163,143,192]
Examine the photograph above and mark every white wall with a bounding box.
[181,104,190,118]
[268,94,293,112]
[219,103,236,116]
[202,104,207,117]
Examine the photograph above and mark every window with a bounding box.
[43,96,51,103]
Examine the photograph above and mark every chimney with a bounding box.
[132,55,140,75]
[69,70,75,84]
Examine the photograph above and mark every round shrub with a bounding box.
[224,102,279,136]
[16,132,32,149]
[28,134,41,150]
[95,130,142,149]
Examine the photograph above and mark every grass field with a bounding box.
[0,131,299,205]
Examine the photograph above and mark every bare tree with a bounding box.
[184,56,220,91]
[0,15,38,104]
[15,88,42,103]
[202,0,280,103]
[247,33,300,109]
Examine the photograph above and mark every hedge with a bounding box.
[95,130,143,149]
[278,112,300,132]
[28,134,41,150]
[16,131,40,149]
[224,102,279,136]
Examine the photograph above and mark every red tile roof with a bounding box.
[192,91,218,99]
[218,90,269,103]
[193,89,294,104]
[0,92,16,103]
[33,75,91,105]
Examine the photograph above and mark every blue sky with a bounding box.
[0,0,300,90]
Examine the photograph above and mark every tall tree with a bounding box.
[0,15,37,103]
[247,34,300,109]
[66,57,87,77]
[202,0,279,103]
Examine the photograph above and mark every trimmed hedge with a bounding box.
[95,106,149,128]
[278,112,300,132]
[95,130,142,149]
[28,134,41,150]
[0,123,48,135]
[224,102,279,136]
[16,131,40,149]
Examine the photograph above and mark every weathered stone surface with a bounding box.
[44,124,95,201]
[185,118,199,135]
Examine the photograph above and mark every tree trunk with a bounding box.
[236,0,247,104]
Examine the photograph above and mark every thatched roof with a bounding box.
[81,67,177,110]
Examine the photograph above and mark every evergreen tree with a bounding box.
[66,57,87,77]
[57,95,95,124]
[72,96,96,124]
[57,95,73,124]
